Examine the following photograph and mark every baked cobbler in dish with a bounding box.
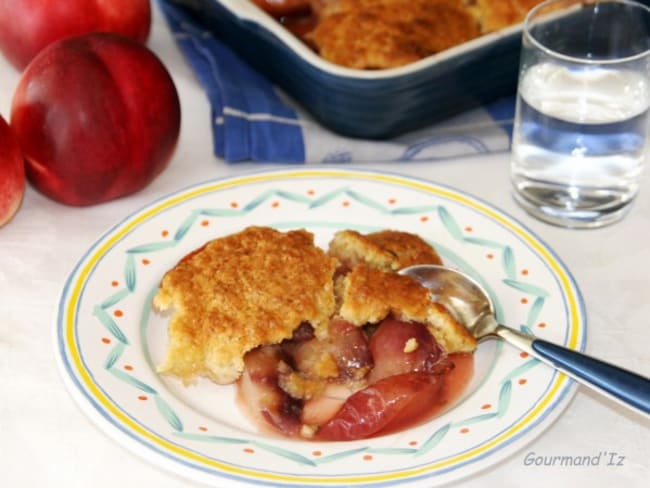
[253,0,546,69]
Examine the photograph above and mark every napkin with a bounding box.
[158,0,515,163]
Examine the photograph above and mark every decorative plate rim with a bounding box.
[54,167,586,488]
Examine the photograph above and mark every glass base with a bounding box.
[512,183,636,229]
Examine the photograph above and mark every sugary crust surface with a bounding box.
[328,229,442,271]
[153,226,338,384]
[302,0,546,69]
[471,0,543,32]
[306,0,481,69]
[337,265,477,353]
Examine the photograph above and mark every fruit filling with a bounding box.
[154,227,477,441]
[238,316,472,440]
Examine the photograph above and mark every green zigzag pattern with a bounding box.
[92,186,547,466]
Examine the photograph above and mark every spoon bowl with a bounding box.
[400,264,650,417]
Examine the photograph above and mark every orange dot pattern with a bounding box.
[91,189,557,465]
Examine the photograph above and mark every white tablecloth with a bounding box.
[1,4,648,487]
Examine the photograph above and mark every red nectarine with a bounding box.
[0,0,151,70]
[11,32,181,206]
[0,114,25,227]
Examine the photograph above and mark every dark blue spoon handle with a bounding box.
[532,339,650,415]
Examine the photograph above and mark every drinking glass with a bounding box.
[510,0,650,228]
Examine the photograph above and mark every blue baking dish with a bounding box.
[162,0,539,138]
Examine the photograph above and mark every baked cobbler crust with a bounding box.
[336,264,477,353]
[258,0,547,69]
[154,227,477,387]
[306,0,481,69]
[153,226,338,384]
[471,0,543,32]
[328,229,443,271]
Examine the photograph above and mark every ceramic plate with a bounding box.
[55,168,586,487]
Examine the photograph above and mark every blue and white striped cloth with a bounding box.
[159,0,515,163]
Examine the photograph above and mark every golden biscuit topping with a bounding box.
[255,0,546,69]
[328,229,442,271]
[153,226,338,384]
[154,226,479,440]
[337,265,477,353]
[306,0,480,69]
[154,226,476,391]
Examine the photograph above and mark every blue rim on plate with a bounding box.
[54,168,586,487]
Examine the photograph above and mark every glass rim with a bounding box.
[524,0,650,65]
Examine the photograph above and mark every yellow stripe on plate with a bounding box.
[63,169,582,484]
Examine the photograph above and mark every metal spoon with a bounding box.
[400,264,650,417]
